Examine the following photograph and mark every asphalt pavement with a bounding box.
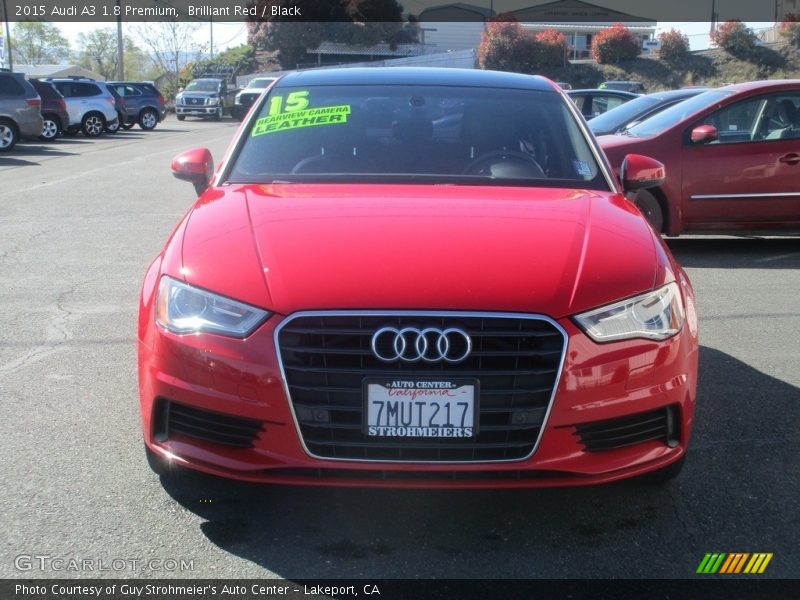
[1,118,798,580]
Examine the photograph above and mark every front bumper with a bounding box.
[138,296,699,489]
[176,106,219,116]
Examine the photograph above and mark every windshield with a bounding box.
[184,80,219,93]
[228,84,607,188]
[247,78,276,89]
[588,95,661,133]
[627,90,731,137]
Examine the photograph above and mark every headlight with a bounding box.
[574,282,684,342]
[207,96,220,105]
[155,276,270,338]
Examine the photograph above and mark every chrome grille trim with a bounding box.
[273,310,569,464]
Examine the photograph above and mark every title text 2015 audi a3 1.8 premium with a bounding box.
[138,68,699,488]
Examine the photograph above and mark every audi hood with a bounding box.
[176,184,665,319]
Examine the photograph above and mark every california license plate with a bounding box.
[363,378,478,438]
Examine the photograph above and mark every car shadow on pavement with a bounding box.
[667,237,800,269]
[7,145,76,158]
[0,156,43,167]
[156,345,799,578]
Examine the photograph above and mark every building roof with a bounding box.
[511,0,655,24]
[419,3,495,21]
[13,64,106,81]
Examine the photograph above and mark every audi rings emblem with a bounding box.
[370,327,472,363]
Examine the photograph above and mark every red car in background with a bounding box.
[139,68,699,488]
[599,80,800,235]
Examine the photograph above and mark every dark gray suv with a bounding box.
[0,70,44,151]
[108,81,167,130]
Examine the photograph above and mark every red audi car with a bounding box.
[598,80,800,235]
[138,68,699,488]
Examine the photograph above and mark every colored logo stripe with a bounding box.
[744,553,773,574]
[697,553,773,574]
[697,553,726,574]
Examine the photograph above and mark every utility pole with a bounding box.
[2,0,12,71]
[710,0,717,34]
[209,17,214,60]
[116,0,124,79]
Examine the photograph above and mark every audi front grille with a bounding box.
[275,312,567,462]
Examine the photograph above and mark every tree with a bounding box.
[190,44,257,80]
[477,21,540,73]
[74,28,118,80]
[10,22,70,65]
[534,29,569,67]
[123,39,157,81]
[74,29,152,81]
[710,20,757,56]
[246,0,410,69]
[778,14,800,47]
[133,22,201,89]
[591,23,641,64]
[658,28,690,62]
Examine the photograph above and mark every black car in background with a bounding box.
[587,88,710,136]
[29,78,70,142]
[566,89,640,120]
[233,77,277,120]
[108,81,167,130]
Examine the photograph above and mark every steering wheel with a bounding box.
[291,154,352,174]
[462,149,545,178]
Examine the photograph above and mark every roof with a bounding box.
[511,0,655,24]
[645,88,709,100]
[419,3,495,20]
[719,79,800,93]
[13,64,106,81]
[567,89,640,98]
[276,67,557,91]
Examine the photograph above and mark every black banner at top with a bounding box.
[1,0,792,23]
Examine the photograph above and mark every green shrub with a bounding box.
[779,14,800,47]
[591,23,641,64]
[658,29,690,62]
[534,29,569,67]
[710,21,757,55]
[477,21,542,73]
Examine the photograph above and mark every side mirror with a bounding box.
[171,148,214,196]
[690,124,718,145]
[619,154,666,193]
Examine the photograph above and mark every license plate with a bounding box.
[363,378,478,438]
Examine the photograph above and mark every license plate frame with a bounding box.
[362,377,480,438]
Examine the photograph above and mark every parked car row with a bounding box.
[0,69,166,151]
[586,80,800,235]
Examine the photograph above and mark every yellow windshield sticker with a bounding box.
[253,91,351,137]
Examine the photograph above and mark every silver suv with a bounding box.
[0,70,44,152]
[46,78,118,137]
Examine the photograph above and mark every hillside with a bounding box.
[539,41,800,91]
